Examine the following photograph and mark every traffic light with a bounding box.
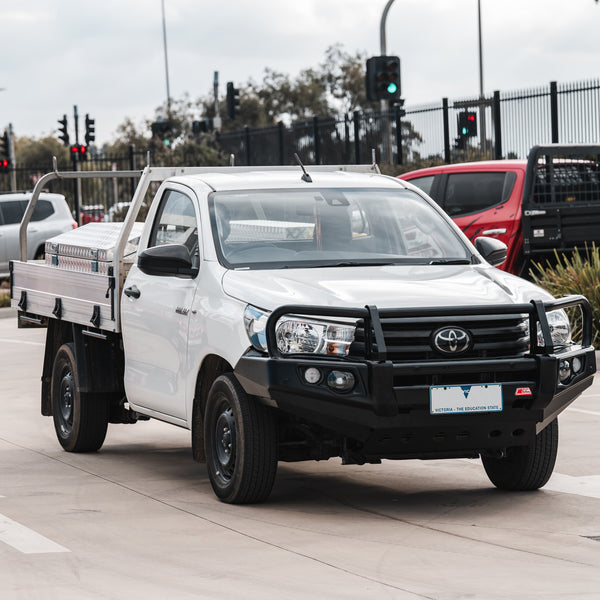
[85,114,95,145]
[70,144,87,160]
[366,56,401,101]
[458,111,477,137]
[226,82,240,120]
[0,130,8,159]
[58,115,69,147]
[192,119,210,135]
[151,120,172,146]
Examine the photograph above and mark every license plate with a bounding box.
[430,384,503,415]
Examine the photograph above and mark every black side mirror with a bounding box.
[474,236,507,267]
[138,244,198,277]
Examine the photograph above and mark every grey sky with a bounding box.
[2,0,599,145]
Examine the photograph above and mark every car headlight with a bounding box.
[537,309,572,348]
[243,305,356,357]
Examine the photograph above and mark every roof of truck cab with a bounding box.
[169,169,408,192]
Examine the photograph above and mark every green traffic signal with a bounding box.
[387,82,398,95]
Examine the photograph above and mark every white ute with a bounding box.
[10,162,596,504]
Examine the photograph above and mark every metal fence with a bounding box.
[1,77,599,213]
[217,78,600,168]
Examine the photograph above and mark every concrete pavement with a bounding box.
[0,316,599,599]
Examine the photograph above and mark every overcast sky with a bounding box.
[2,0,599,146]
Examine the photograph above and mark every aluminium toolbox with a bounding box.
[44,222,145,275]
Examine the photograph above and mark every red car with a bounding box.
[400,160,526,274]
[80,205,105,225]
[400,145,600,276]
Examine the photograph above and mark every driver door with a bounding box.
[121,187,200,422]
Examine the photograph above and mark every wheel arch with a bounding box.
[191,354,233,462]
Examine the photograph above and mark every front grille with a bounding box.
[350,313,529,362]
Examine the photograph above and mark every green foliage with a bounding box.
[15,136,70,168]
[530,245,600,345]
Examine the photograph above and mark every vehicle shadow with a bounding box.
[92,437,521,519]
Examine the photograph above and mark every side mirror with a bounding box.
[474,236,507,267]
[137,244,197,277]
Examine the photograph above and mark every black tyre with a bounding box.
[482,419,558,491]
[51,343,109,452]
[204,374,277,504]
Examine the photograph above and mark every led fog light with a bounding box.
[572,356,584,374]
[327,370,355,393]
[304,367,322,385]
[559,359,571,383]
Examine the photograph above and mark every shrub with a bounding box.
[530,245,600,346]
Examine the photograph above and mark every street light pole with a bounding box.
[161,0,172,116]
[477,0,487,154]
[379,0,396,165]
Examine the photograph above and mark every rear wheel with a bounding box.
[51,343,108,452]
[482,419,558,490]
[204,374,277,504]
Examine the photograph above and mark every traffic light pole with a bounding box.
[73,105,82,225]
[379,0,396,165]
[8,123,16,191]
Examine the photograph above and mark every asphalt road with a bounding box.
[1,309,600,600]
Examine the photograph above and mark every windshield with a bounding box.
[209,187,471,269]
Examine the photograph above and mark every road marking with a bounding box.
[0,338,44,347]
[0,513,70,554]
[545,474,600,500]
[568,407,600,417]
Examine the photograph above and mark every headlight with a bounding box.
[537,309,572,348]
[276,317,356,357]
[243,305,356,356]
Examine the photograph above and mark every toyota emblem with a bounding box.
[432,326,472,355]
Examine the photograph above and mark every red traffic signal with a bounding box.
[70,144,88,160]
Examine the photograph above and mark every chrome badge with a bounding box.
[432,326,471,355]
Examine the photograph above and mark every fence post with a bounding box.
[344,114,351,163]
[492,91,503,160]
[442,98,451,163]
[244,126,251,166]
[394,105,403,166]
[550,81,559,143]
[277,121,285,165]
[313,116,321,165]
[353,111,361,164]
[129,144,137,197]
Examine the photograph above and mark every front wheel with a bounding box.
[204,374,277,504]
[482,419,558,491]
[51,343,109,452]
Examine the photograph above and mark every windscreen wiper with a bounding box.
[428,258,472,265]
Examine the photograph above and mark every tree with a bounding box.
[14,136,70,169]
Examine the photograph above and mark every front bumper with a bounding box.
[234,296,596,458]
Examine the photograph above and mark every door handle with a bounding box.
[481,228,507,236]
[124,285,141,299]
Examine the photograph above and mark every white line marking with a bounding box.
[0,513,70,554]
[545,474,600,500]
[0,338,44,347]
[568,407,600,417]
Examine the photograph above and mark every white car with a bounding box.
[0,191,76,278]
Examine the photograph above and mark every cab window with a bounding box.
[149,190,199,261]
[444,172,516,217]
